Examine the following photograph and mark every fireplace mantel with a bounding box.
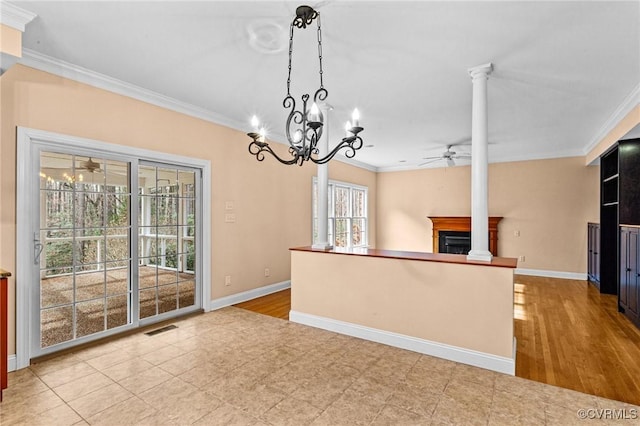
[428,216,503,256]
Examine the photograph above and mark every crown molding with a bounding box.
[333,154,378,172]
[376,148,584,173]
[0,2,37,32]
[582,82,640,156]
[18,49,379,173]
[20,48,249,132]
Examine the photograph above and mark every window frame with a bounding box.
[312,177,368,249]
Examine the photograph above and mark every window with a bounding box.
[313,178,368,248]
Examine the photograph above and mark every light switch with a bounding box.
[225,201,234,210]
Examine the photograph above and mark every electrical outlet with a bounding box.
[518,255,525,262]
[225,201,234,210]
[224,213,236,223]
[224,275,232,286]
[264,268,270,277]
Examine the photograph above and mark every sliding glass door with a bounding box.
[33,149,201,356]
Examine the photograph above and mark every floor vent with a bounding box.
[144,324,177,336]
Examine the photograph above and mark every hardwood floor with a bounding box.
[514,274,640,405]
[234,289,291,320]
[234,277,640,405]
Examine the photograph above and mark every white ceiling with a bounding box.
[10,0,640,171]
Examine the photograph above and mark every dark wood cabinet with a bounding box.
[599,146,618,295]
[588,222,600,287]
[620,226,640,327]
[598,138,640,330]
[619,139,640,226]
[617,139,640,322]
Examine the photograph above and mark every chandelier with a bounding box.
[247,5,364,166]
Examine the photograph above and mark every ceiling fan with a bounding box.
[75,157,103,173]
[419,145,471,167]
[41,157,104,175]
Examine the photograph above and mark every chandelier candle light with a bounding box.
[247,5,364,165]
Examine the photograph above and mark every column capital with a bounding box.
[468,63,493,80]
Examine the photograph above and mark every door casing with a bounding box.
[16,127,212,369]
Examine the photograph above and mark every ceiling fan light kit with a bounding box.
[247,5,364,166]
[419,145,472,167]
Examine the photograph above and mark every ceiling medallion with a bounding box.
[247,5,364,166]
[247,19,287,54]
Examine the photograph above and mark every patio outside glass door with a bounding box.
[38,152,131,350]
[138,164,197,320]
[36,151,200,355]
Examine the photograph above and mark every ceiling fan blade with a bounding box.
[421,156,443,160]
[454,154,472,159]
[449,138,472,147]
[418,158,443,167]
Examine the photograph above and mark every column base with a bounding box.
[467,250,493,262]
[312,243,334,250]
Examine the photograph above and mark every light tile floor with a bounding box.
[1,307,638,425]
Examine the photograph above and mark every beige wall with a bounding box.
[0,65,377,355]
[376,156,599,273]
[291,250,515,362]
[0,24,22,58]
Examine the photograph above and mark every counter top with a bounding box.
[290,246,518,268]
[0,269,11,278]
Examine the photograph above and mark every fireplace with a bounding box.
[428,216,503,256]
[438,231,471,254]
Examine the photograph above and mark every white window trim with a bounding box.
[16,127,212,369]
[312,177,368,249]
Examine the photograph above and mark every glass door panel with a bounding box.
[138,164,197,320]
[39,151,132,349]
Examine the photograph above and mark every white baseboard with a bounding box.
[515,268,587,281]
[8,354,17,372]
[209,280,291,311]
[289,310,515,375]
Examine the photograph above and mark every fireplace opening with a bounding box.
[438,231,471,254]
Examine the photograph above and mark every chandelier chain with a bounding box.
[317,14,324,88]
[248,5,363,166]
[286,23,294,96]
[287,12,324,96]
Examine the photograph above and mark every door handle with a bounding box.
[34,232,44,265]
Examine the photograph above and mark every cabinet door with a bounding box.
[630,229,639,316]
[587,223,596,281]
[595,225,600,282]
[588,223,601,282]
[620,227,629,307]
